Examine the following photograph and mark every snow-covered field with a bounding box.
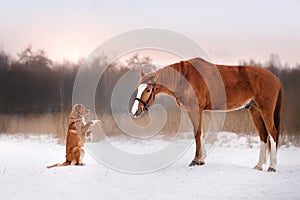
[1,133,300,200]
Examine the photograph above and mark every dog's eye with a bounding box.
[146,89,150,93]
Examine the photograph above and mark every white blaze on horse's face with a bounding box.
[131,84,148,116]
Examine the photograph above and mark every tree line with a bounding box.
[0,47,299,137]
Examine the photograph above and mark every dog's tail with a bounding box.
[46,161,70,169]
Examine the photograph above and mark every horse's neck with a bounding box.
[156,65,182,97]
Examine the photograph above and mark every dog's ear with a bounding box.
[75,104,82,111]
[74,104,81,114]
[71,104,82,118]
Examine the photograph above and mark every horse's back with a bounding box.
[179,58,281,110]
[193,59,281,109]
[216,64,281,110]
[188,58,280,85]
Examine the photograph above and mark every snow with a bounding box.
[1,133,300,200]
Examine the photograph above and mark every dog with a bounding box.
[47,104,99,168]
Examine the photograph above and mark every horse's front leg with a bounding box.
[188,110,206,166]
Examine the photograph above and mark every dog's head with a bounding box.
[70,104,90,119]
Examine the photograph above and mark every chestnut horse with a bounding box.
[130,57,282,172]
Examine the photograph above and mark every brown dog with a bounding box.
[47,104,98,168]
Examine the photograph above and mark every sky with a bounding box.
[0,0,299,66]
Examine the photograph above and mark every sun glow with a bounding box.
[63,50,85,62]
[48,48,86,63]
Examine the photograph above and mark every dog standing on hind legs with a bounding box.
[47,104,99,168]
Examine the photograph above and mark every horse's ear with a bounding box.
[140,69,145,77]
[152,72,159,82]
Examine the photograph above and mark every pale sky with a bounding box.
[0,0,299,66]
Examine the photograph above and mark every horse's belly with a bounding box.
[205,99,253,112]
[226,99,254,111]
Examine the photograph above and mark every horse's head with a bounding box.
[130,70,158,118]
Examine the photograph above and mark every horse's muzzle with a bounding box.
[130,108,147,118]
[130,111,141,118]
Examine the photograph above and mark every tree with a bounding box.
[17,46,52,68]
[0,51,10,70]
[125,53,155,72]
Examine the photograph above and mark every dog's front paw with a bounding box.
[91,120,101,126]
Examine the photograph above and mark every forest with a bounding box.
[0,47,299,145]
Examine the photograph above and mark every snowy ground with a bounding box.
[1,133,300,200]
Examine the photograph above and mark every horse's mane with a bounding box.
[140,57,213,92]
[156,63,183,89]
[157,58,211,89]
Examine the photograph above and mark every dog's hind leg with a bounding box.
[70,147,85,166]
[77,149,85,166]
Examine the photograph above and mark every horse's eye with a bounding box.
[146,89,150,93]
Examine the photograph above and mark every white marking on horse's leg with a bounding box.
[200,135,206,162]
[269,136,277,169]
[256,141,267,169]
[131,84,147,114]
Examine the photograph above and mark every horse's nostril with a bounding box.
[131,114,138,118]
[130,112,138,118]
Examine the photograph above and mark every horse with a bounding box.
[130,57,282,172]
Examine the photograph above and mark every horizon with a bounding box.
[1,46,296,69]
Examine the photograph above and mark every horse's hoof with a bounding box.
[189,160,205,167]
[253,165,263,171]
[267,167,276,172]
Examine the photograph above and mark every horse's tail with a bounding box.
[46,161,69,169]
[274,86,282,149]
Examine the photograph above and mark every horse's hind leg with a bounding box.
[249,107,268,171]
[258,106,278,172]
